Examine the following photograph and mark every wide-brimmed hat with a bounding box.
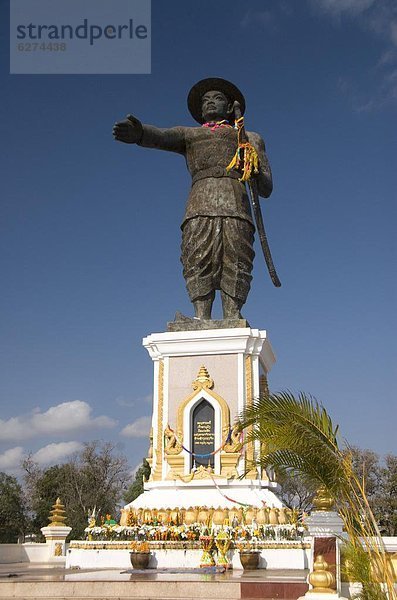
[187,77,246,124]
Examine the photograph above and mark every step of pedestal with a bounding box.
[0,580,238,599]
[0,579,309,600]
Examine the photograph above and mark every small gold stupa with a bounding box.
[48,498,67,527]
[312,486,335,511]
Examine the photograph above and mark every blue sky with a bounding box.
[1,0,396,477]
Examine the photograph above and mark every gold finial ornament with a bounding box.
[192,365,214,390]
[312,486,335,511]
[48,498,67,526]
[308,555,336,593]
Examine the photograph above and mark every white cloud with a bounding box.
[0,401,116,442]
[376,49,397,67]
[115,396,136,408]
[0,447,25,470]
[115,393,152,408]
[0,440,86,473]
[312,0,375,17]
[391,22,397,45]
[121,416,151,438]
[241,9,277,31]
[311,0,397,45]
[32,441,83,465]
[311,0,397,109]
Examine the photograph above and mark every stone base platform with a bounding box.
[167,317,250,332]
[0,563,309,599]
[128,478,283,511]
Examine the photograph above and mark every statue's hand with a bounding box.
[113,114,143,144]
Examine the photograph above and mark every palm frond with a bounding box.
[342,541,388,600]
[241,391,344,493]
[239,390,396,600]
[242,391,339,451]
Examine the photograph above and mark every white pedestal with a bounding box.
[125,326,281,512]
[41,525,72,562]
[66,543,310,570]
[306,511,344,537]
[306,511,345,596]
[130,478,282,510]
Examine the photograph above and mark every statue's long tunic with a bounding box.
[138,124,273,303]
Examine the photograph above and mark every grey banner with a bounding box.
[10,0,151,74]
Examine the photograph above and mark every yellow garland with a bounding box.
[226,116,259,182]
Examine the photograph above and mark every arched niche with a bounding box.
[190,398,215,470]
[175,366,231,475]
[181,388,224,475]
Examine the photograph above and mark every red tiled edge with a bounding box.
[241,581,309,599]
[314,536,337,590]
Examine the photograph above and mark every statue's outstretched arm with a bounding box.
[138,124,186,155]
[113,114,186,155]
[247,131,273,198]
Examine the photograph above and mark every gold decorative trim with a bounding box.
[259,374,269,478]
[259,373,269,397]
[68,540,311,551]
[173,471,195,483]
[146,427,154,472]
[245,355,257,479]
[193,465,214,479]
[152,360,164,481]
[165,454,185,479]
[174,465,223,483]
[220,451,240,479]
[173,465,213,483]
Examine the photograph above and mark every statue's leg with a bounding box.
[221,291,243,319]
[181,217,217,318]
[220,218,255,319]
[193,291,215,320]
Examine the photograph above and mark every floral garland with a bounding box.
[226,116,259,182]
[201,119,233,131]
[201,116,260,183]
[84,522,306,544]
[167,424,239,460]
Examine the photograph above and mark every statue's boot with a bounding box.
[193,292,214,320]
[221,292,243,319]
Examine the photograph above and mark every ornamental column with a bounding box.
[41,498,72,562]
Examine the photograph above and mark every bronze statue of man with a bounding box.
[113,78,273,321]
